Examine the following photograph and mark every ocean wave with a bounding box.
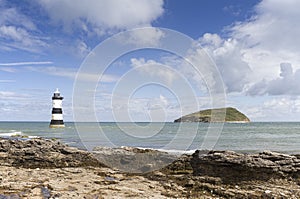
[0,131,39,138]
[0,131,23,137]
[156,148,196,155]
[121,146,196,155]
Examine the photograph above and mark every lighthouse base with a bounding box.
[49,120,65,128]
[49,124,65,128]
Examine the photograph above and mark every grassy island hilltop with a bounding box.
[174,107,250,123]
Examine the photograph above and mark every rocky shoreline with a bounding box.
[0,138,299,198]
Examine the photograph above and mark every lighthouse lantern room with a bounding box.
[49,88,65,128]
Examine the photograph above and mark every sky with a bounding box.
[1,0,300,122]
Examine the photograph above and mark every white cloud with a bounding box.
[0,61,52,66]
[159,94,168,107]
[37,0,164,34]
[192,0,300,121]
[0,6,37,31]
[0,80,15,83]
[0,89,60,121]
[247,63,300,95]
[0,91,28,100]
[26,66,118,83]
[0,61,51,73]
[129,54,219,96]
[0,67,17,73]
[0,26,27,41]
[123,28,165,46]
[0,4,48,53]
[76,40,91,57]
[223,5,242,17]
[231,0,300,79]
[144,94,169,111]
[102,55,218,122]
[198,33,252,93]
[224,95,300,121]
[197,0,300,96]
[102,94,180,122]
[130,58,177,85]
[230,0,300,53]
[94,92,216,122]
[0,1,165,55]
[259,97,300,121]
[0,25,48,52]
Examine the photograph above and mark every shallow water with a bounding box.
[0,122,299,154]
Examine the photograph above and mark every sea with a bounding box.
[0,122,300,154]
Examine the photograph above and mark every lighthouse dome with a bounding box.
[52,88,63,100]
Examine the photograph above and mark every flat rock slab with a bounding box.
[0,138,104,168]
[93,146,178,173]
[191,150,300,183]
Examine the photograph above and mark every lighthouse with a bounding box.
[49,88,65,128]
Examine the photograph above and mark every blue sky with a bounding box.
[1,0,300,122]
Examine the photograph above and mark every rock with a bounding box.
[161,154,193,174]
[93,146,178,173]
[140,164,154,173]
[0,194,21,199]
[0,138,105,169]
[0,140,299,198]
[41,187,51,198]
[120,156,136,165]
[265,190,272,194]
[184,179,195,187]
[190,150,300,183]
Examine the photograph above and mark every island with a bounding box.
[174,107,250,123]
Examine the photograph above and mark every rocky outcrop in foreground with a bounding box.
[93,146,178,173]
[160,150,300,198]
[0,138,104,168]
[191,150,300,183]
[0,138,299,198]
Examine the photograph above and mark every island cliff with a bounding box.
[174,107,250,123]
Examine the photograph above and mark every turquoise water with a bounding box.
[0,122,299,154]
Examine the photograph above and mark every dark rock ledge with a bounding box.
[190,150,300,183]
[0,138,299,198]
[1,137,300,183]
[0,138,104,168]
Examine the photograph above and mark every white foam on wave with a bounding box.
[157,148,196,155]
[0,131,39,138]
[27,135,39,138]
[132,146,197,155]
[0,131,23,137]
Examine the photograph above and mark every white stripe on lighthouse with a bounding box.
[53,100,62,108]
[52,114,63,120]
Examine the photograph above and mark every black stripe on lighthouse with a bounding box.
[50,120,64,125]
[52,96,63,100]
[52,108,63,114]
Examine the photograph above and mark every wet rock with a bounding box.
[191,150,300,183]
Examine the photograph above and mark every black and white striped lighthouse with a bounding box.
[49,88,65,128]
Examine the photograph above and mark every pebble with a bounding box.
[264,190,272,194]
